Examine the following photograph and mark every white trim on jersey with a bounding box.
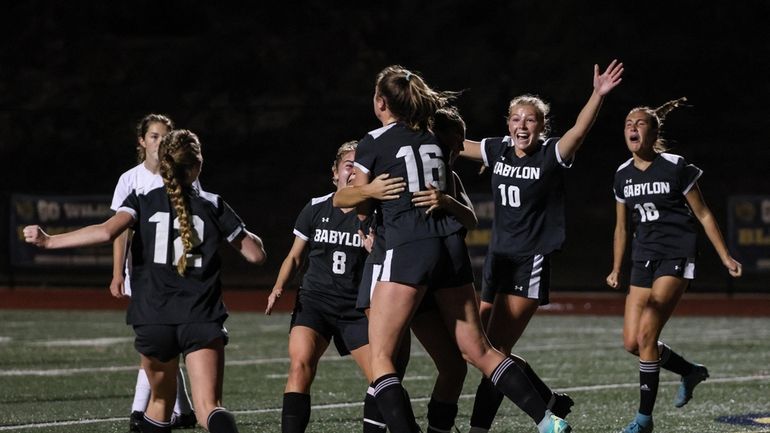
[353,162,370,175]
[311,192,334,206]
[369,264,383,302]
[480,138,492,167]
[293,228,309,241]
[368,122,397,140]
[116,207,138,220]
[527,254,544,300]
[554,139,574,168]
[380,249,394,282]
[682,167,703,195]
[198,189,220,207]
[615,158,634,172]
[660,152,683,165]
[226,225,245,243]
[684,258,696,279]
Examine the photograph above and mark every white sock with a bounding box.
[173,368,194,415]
[131,368,151,412]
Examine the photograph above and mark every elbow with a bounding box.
[246,246,267,265]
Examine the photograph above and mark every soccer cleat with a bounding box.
[539,413,572,433]
[675,364,709,408]
[550,393,574,419]
[621,413,653,433]
[129,411,143,432]
[170,411,197,429]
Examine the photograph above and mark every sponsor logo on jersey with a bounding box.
[623,181,671,198]
[514,285,524,291]
[313,229,363,247]
[493,162,541,180]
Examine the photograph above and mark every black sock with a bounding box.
[639,360,660,416]
[489,356,547,423]
[141,414,172,433]
[282,392,310,433]
[371,374,419,433]
[364,387,387,432]
[427,397,458,433]
[658,342,694,376]
[207,408,239,433]
[470,377,504,429]
[513,354,555,407]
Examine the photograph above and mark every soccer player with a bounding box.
[459,60,624,433]
[265,141,380,433]
[353,65,570,433]
[606,98,742,433]
[336,106,475,433]
[110,114,196,431]
[25,129,266,433]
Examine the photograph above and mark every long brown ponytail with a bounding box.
[375,65,457,131]
[158,129,201,276]
[629,97,689,153]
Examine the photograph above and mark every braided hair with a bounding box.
[158,129,202,275]
[629,97,689,153]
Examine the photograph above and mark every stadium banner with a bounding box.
[466,193,493,278]
[727,195,770,272]
[10,194,113,267]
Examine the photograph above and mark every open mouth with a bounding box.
[628,132,640,143]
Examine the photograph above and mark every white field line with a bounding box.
[1,374,769,431]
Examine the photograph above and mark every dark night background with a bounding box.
[2,1,768,291]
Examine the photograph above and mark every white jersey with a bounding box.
[110,163,202,295]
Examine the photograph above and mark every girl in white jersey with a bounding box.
[606,99,741,433]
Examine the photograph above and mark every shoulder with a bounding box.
[659,152,685,166]
[196,189,223,209]
[615,157,634,172]
[366,123,399,141]
[310,192,334,207]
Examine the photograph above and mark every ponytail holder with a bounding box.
[405,71,412,82]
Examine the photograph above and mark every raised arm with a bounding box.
[685,184,742,277]
[460,139,483,162]
[606,201,628,289]
[559,60,624,162]
[24,212,134,249]
[265,236,307,315]
[230,229,267,265]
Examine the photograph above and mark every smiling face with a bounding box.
[333,150,356,189]
[624,109,658,155]
[507,104,545,154]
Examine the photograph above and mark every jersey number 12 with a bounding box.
[149,212,204,268]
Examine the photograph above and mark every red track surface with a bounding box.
[1,287,769,316]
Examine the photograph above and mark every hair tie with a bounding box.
[405,71,412,82]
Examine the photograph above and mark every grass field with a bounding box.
[1,310,769,433]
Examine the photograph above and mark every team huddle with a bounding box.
[23,61,742,433]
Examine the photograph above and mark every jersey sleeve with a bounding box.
[292,200,315,241]
[549,136,573,168]
[612,172,625,203]
[216,198,246,242]
[117,191,140,224]
[680,162,703,195]
[354,135,376,175]
[110,172,131,211]
[480,137,506,168]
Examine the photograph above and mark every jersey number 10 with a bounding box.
[149,212,204,268]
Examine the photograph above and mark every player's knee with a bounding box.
[623,336,640,354]
[287,358,317,382]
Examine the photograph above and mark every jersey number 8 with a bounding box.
[149,212,204,268]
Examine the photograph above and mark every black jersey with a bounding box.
[613,153,702,260]
[481,136,570,256]
[355,122,463,248]
[293,193,368,306]
[118,185,245,325]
